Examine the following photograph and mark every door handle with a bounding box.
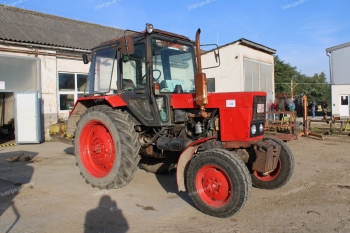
[135,90,145,94]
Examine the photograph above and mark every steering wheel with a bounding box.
[152,69,162,82]
[141,69,162,83]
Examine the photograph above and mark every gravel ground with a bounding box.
[0,135,350,233]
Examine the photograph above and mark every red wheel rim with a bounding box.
[79,120,115,178]
[195,165,232,207]
[253,158,281,181]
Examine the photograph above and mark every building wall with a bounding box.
[331,84,350,117]
[202,43,242,92]
[38,51,59,139]
[0,44,89,140]
[331,46,350,84]
[201,42,275,107]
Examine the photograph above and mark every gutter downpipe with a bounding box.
[326,51,333,117]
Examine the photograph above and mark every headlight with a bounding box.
[259,124,264,132]
[146,23,154,34]
[251,125,257,135]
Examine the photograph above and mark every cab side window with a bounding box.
[122,44,146,90]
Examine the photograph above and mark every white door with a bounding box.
[340,95,349,117]
[15,92,41,143]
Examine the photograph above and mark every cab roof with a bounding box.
[96,29,192,49]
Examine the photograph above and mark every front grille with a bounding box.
[252,96,266,121]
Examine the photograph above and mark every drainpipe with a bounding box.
[326,51,332,84]
[326,51,333,117]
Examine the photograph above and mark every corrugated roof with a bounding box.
[0,5,125,50]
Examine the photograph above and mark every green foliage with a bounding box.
[274,55,330,105]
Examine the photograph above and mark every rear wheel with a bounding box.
[75,105,140,189]
[186,149,252,218]
[251,136,294,190]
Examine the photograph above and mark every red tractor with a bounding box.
[67,24,294,218]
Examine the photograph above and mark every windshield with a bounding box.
[152,39,195,93]
[86,47,117,94]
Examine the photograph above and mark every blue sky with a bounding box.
[8,0,350,80]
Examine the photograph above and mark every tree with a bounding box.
[274,55,300,95]
[274,56,330,105]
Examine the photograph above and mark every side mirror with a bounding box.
[121,35,135,55]
[82,54,89,64]
[214,49,220,63]
[200,44,220,70]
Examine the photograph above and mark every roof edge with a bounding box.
[0,39,91,53]
[202,38,276,55]
[238,38,276,55]
[326,42,350,53]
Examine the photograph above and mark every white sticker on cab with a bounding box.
[226,100,236,108]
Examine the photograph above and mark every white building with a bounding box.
[0,6,124,142]
[326,42,350,117]
[202,38,276,108]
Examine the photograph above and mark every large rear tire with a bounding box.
[251,136,294,190]
[186,149,252,218]
[75,105,140,189]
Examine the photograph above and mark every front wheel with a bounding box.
[251,136,294,190]
[186,149,252,218]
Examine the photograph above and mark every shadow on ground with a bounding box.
[0,150,37,232]
[155,172,196,209]
[63,147,74,156]
[84,195,129,233]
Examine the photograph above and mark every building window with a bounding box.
[341,96,349,105]
[58,73,88,111]
[207,78,215,92]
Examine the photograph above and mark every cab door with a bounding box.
[120,42,163,126]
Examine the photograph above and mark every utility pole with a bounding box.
[275,80,328,99]
[275,79,299,99]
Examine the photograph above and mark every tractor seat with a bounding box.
[123,79,136,89]
[159,80,184,93]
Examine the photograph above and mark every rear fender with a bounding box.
[66,96,127,136]
[176,137,215,192]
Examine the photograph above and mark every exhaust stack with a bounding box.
[194,29,208,117]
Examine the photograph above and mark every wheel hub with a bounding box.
[79,121,115,178]
[196,165,232,207]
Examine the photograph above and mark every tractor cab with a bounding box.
[81,25,209,127]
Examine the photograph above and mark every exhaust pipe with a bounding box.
[194,29,209,118]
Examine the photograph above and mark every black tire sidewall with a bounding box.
[75,110,122,187]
